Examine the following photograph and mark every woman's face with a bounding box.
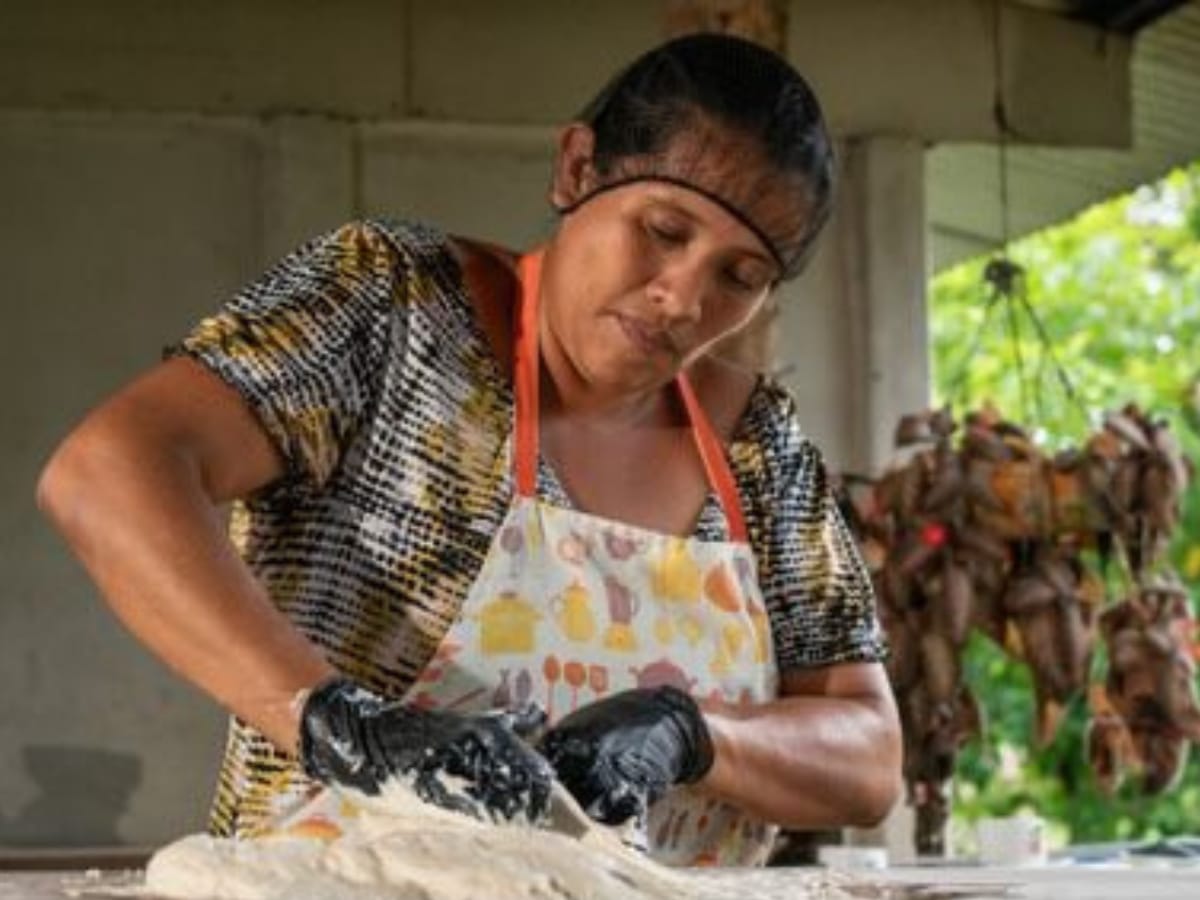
[539,176,782,401]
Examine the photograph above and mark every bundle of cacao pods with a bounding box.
[1088,582,1200,795]
[838,403,1195,855]
[1085,404,1192,574]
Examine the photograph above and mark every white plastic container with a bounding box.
[817,845,889,870]
[976,814,1048,867]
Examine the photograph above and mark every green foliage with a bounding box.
[930,161,1200,847]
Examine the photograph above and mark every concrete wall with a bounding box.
[0,111,263,845]
[6,0,1122,848]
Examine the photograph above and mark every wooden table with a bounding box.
[0,869,145,899]
[2,861,1197,899]
[879,864,1200,899]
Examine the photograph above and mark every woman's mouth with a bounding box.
[615,314,676,359]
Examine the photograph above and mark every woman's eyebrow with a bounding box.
[647,195,776,266]
[645,195,697,220]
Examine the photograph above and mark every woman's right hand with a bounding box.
[299,678,555,823]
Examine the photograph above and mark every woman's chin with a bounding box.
[597,361,679,399]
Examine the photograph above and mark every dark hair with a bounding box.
[575,33,836,278]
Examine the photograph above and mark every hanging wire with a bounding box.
[1014,289,1087,420]
[990,0,1033,423]
[944,288,1003,405]
[1001,269,1031,422]
[945,0,1090,436]
[992,0,1014,255]
[945,0,1021,413]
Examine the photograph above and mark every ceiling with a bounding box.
[928,0,1200,270]
[1021,0,1188,32]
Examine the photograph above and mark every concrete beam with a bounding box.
[0,0,410,119]
[0,1,1130,147]
[788,0,1132,147]
[407,0,658,124]
[662,0,788,52]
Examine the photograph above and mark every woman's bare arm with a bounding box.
[37,356,335,752]
[698,661,903,829]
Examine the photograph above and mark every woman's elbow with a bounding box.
[847,766,904,828]
[37,433,88,535]
[38,434,78,525]
[847,718,904,827]
[37,422,132,545]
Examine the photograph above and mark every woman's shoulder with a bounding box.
[347,220,515,348]
[687,355,760,443]
[740,375,809,448]
[338,218,462,285]
[691,362,824,501]
[359,219,515,282]
[443,235,521,377]
[261,219,462,315]
[690,357,807,450]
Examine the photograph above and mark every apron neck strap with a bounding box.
[513,250,747,543]
[513,251,542,499]
[675,376,748,543]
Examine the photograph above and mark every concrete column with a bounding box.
[840,135,931,473]
[830,136,931,859]
[778,136,929,474]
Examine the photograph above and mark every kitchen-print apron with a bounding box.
[267,249,782,866]
[397,249,782,867]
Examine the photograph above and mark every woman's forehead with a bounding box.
[620,183,779,262]
[600,123,813,263]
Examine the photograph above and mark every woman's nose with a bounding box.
[646,260,706,326]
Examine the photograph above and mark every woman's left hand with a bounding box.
[537,686,713,824]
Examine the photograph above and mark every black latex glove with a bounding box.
[537,686,714,826]
[299,677,554,823]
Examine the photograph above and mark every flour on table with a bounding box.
[142,782,681,900]
[137,782,852,900]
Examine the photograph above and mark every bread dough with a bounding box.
[138,784,847,900]
[143,783,677,900]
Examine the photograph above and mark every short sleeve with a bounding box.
[167,222,406,488]
[744,387,888,671]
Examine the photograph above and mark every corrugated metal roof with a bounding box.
[929,0,1200,270]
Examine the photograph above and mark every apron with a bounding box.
[272,250,781,867]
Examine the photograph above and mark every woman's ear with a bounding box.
[549,123,599,210]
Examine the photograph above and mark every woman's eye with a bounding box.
[647,222,687,245]
[724,269,766,294]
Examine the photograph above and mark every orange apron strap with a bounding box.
[514,251,543,497]
[676,374,749,543]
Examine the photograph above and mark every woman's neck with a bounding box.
[537,329,677,430]
[540,368,672,431]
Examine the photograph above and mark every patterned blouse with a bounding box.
[169,220,886,837]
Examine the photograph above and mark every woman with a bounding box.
[38,33,901,867]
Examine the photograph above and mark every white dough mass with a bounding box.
[139,784,850,900]
[144,783,682,900]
